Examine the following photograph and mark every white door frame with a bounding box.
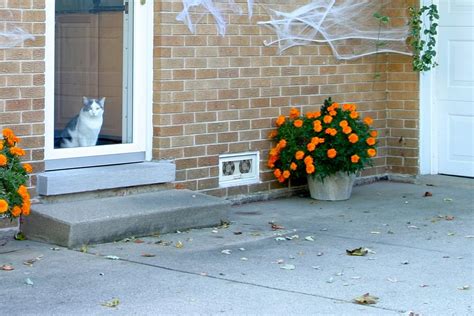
[44,0,153,169]
[419,0,440,175]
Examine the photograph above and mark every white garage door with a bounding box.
[436,0,474,177]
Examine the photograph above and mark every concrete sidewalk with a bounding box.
[1,176,473,315]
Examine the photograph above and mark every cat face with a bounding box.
[82,97,105,117]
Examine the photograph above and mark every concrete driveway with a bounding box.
[1,176,473,315]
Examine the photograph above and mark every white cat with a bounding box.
[58,97,105,148]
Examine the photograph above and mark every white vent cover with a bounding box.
[219,152,259,187]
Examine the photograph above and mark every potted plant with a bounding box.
[267,98,377,200]
[0,128,32,221]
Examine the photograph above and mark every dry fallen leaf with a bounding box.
[175,241,184,248]
[346,247,368,256]
[269,222,284,230]
[101,298,120,308]
[233,231,242,235]
[134,239,145,244]
[445,215,455,221]
[353,293,379,305]
[141,253,156,257]
[23,255,43,267]
[423,191,433,197]
[155,240,172,246]
[1,265,14,271]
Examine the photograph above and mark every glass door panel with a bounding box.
[54,0,132,148]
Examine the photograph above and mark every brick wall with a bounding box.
[0,0,45,228]
[153,0,419,198]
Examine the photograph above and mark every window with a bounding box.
[45,0,152,170]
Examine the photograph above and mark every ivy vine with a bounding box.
[408,4,439,72]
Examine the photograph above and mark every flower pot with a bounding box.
[307,172,356,201]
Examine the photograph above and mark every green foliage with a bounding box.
[409,4,439,72]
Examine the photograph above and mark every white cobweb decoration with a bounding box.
[0,27,34,49]
[258,0,412,59]
[177,0,254,36]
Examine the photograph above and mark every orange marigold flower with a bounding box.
[273,169,282,178]
[307,142,316,152]
[21,203,30,216]
[289,108,300,119]
[23,163,33,173]
[364,116,373,125]
[331,102,339,109]
[339,120,348,128]
[278,175,286,183]
[343,126,352,134]
[313,120,322,132]
[278,139,287,149]
[325,128,337,136]
[18,185,28,198]
[10,147,25,156]
[366,137,376,146]
[329,110,337,116]
[282,170,290,179]
[0,154,7,167]
[348,133,359,144]
[11,206,21,217]
[370,130,378,137]
[276,115,286,126]
[350,111,359,119]
[293,119,303,128]
[2,128,15,139]
[318,138,325,144]
[295,151,305,160]
[306,163,315,174]
[268,130,278,139]
[351,154,360,163]
[290,162,297,171]
[327,149,337,159]
[267,155,278,168]
[368,148,377,157]
[0,142,3,150]
[343,103,352,111]
[306,112,315,119]
[323,115,333,124]
[0,199,8,213]
[311,137,319,144]
[314,111,321,118]
[304,155,313,165]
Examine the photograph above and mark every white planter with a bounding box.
[307,172,356,201]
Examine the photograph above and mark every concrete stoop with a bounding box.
[21,190,230,248]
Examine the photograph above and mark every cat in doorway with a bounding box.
[58,96,105,148]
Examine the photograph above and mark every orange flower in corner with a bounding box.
[282,170,291,179]
[313,120,322,132]
[278,139,287,149]
[323,115,333,124]
[290,162,297,171]
[0,154,7,167]
[306,164,315,174]
[327,149,337,159]
[293,119,303,128]
[350,111,359,119]
[273,169,282,178]
[276,115,286,126]
[364,117,373,125]
[348,133,359,144]
[12,206,22,217]
[10,147,25,156]
[370,130,378,137]
[339,120,348,128]
[366,137,376,146]
[0,199,8,213]
[295,151,305,160]
[23,163,33,173]
[351,154,360,163]
[289,108,300,119]
[368,148,377,157]
[342,126,352,134]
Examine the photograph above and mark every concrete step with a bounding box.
[21,190,230,248]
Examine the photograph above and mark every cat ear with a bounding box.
[99,97,106,107]
[82,96,89,106]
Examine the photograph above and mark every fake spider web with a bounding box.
[176,0,411,60]
[258,0,412,59]
[0,27,34,49]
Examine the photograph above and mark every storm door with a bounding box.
[45,0,149,170]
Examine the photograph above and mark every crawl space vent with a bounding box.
[219,152,259,187]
